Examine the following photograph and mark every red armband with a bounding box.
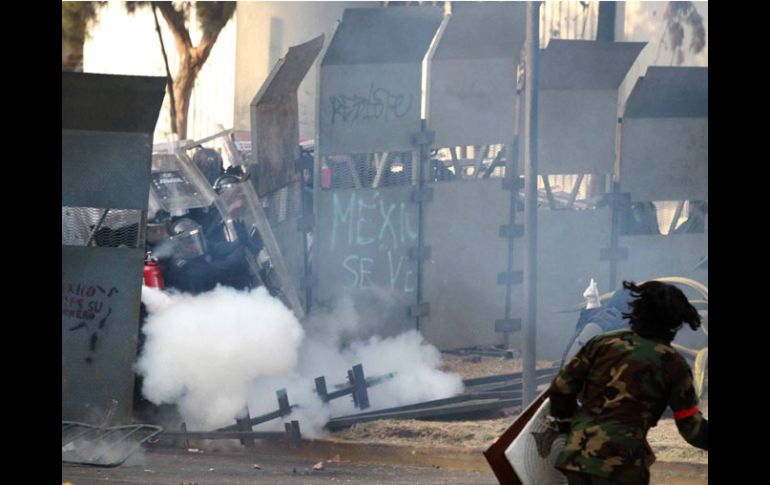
[674,406,699,420]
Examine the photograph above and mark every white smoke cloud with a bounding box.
[137,285,463,437]
[137,285,304,430]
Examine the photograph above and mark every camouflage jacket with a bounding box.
[548,329,708,484]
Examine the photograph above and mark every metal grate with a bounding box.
[319,146,508,191]
[62,207,143,248]
[320,151,417,191]
[61,421,162,467]
[262,181,304,225]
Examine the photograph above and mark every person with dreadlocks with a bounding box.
[547,280,708,485]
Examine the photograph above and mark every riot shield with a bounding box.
[215,178,305,319]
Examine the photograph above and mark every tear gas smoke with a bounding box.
[137,286,464,436]
[137,286,304,430]
[148,238,176,260]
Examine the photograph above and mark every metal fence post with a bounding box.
[522,1,541,407]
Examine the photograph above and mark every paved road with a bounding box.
[62,441,707,485]
[62,447,497,485]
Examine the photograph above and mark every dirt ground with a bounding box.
[329,354,708,465]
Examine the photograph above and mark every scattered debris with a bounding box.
[187,448,201,453]
[328,454,341,464]
[180,482,197,485]
[313,461,325,471]
[208,468,215,472]
[253,464,262,470]
[62,421,163,467]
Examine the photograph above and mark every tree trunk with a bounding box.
[62,48,84,72]
[172,53,202,140]
[155,2,233,140]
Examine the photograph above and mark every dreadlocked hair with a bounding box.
[621,280,702,342]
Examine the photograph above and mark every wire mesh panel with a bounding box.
[62,421,163,467]
[320,151,418,191]
[62,207,144,248]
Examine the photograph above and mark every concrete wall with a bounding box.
[234,2,378,143]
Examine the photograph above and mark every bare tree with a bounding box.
[62,1,236,139]
[143,2,235,139]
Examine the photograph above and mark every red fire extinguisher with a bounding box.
[143,252,164,289]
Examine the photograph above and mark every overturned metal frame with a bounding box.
[62,421,163,467]
[326,393,522,431]
[217,389,296,435]
[324,366,558,430]
[314,363,395,409]
[160,421,302,449]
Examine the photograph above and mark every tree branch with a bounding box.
[153,1,192,53]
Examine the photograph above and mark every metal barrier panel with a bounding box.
[319,7,443,155]
[537,40,644,175]
[620,66,708,201]
[538,90,618,175]
[62,73,165,423]
[428,3,526,147]
[422,180,517,349]
[62,131,153,210]
[314,186,418,337]
[251,35,324,196]
[62,246,145,423]
[62,72,166,134]
[422,183,612,358]
[620,118,708,201]
[320,63,424,155]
